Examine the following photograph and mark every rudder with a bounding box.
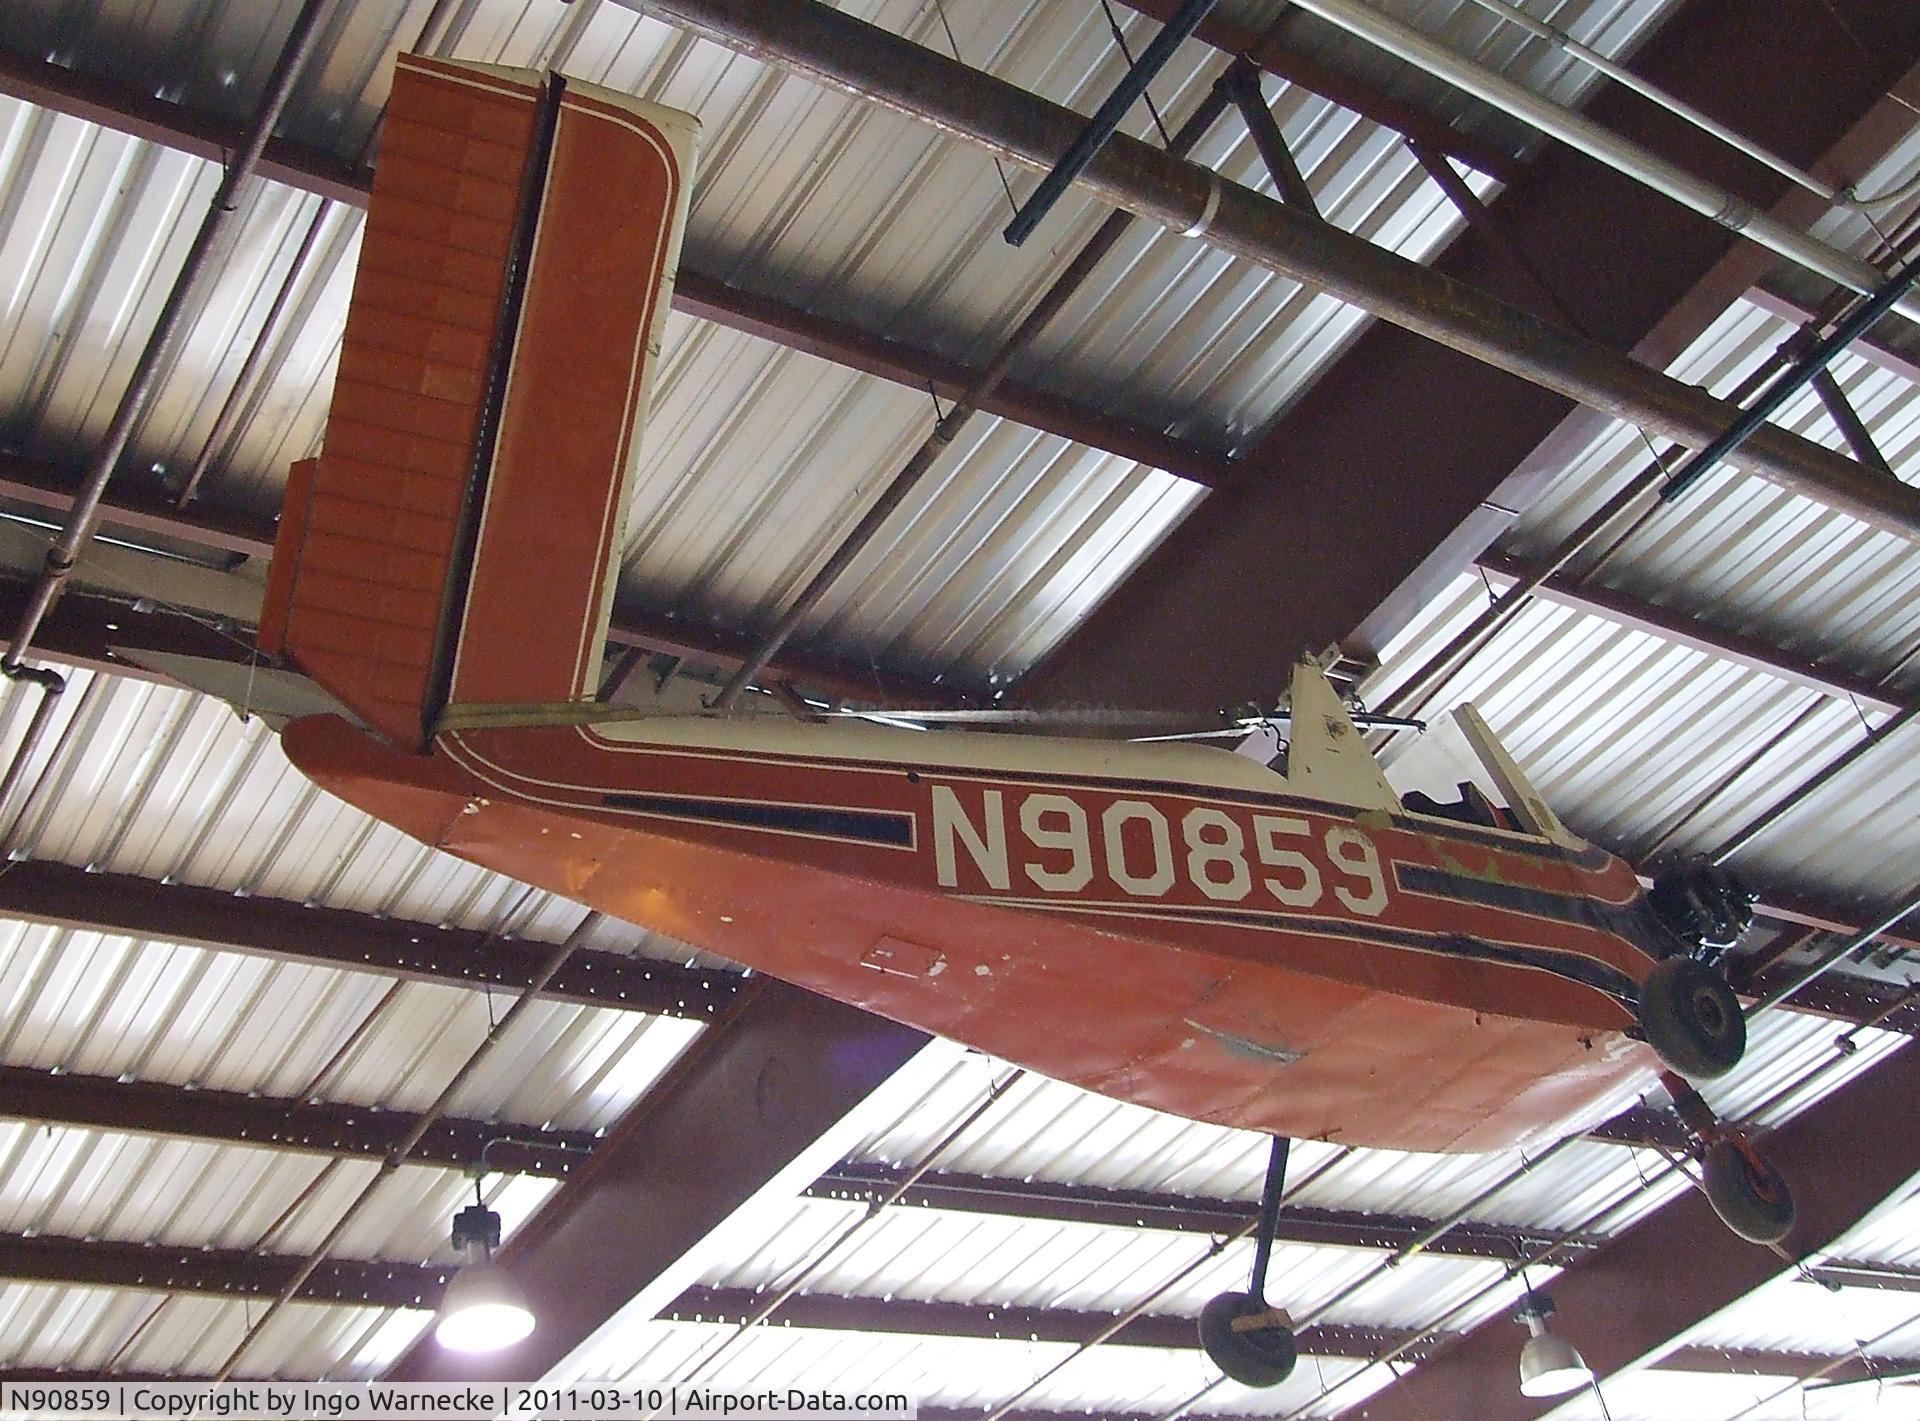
[262,55,697,751]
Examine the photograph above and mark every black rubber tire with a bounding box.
[1637,956,1745,1079]
[1199,1291,1298,1388]
[1703,1140,1796,1245]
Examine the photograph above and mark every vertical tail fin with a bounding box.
[262,55,697,750]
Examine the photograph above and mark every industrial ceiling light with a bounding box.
[1515,1290,1593,1398]
[435,1197,534,1354]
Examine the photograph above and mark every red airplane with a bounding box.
[233,54,1790,1386]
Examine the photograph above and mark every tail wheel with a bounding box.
[1702,1139,1796,1244]
[1200,1292,1298,1388]
[1637,956,1745,1079]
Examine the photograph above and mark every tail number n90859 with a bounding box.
[930,787,1387,916]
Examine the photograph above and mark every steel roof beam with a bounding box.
[0,1232,444,1311]
[809,1164,1601,1258]
[1476,551,1911,713]
[1346,1027,1920,1421]
[0,51,1229,494]
[0,466,958,708]
[0,857,735,1019]
[0,1065,599,1179]
[1027,8,1920,710]
[667,1284,1431,1358]
[627,0,1920,536]
[383,980,933,1382]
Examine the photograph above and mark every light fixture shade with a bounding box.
[435,1258,535,1353]
[1518,1330,1593,1397]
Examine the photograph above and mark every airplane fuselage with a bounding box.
[285,712,1668,1153]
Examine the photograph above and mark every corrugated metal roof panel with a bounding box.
[0,915,702,1129]
[1675,1272,1920,1367]
[1364,568,1920,907]
[561,1317,1387,1418]
[0,1120,555,1263]
[0,1279,428,1378]
[0,665,720,966]
[1498,296,1920,692]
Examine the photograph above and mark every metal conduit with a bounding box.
[174,197,336,509]
[1708,702,1920,867]
[709,64,1242,713]
[1458,0,1843,205]
[1382,256,1920,720]
[213,910,604,1379]
[1157,1013,1899,1421]
[978,1146,1361,1421]
[619,0,1920,541]
[1276,0,1920,325]
[666,1066,1026,1395]
[1,0,340,672]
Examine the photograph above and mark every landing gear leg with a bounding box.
[1199,1136,1299,1387]
[1664,1073,1797,1245]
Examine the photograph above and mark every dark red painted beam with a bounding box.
[1348,1034,1920,1421]
[1027,3,1920,711]
[0,53,1229,492]
[384,980,932,1382]
[0,1065,599,1178]
[0,466,958,707]
[0,857,734,1019]
[668,1284,1431,1358]
[810,1164,1600,1258]
[1476,550,1910,713]
[0,1233,445,1311]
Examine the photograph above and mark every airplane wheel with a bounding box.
[1637,956,1744,1079]
[1199,1292,1298,1388]
[1703,1140,1796,1245]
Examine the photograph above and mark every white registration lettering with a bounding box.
[1253,814,1323,907]
[1020,793,1093,892]
[1182,807,1251,901]
[1326,826,1388,916]
[932,786,1009,889]
[1101,800,1175,897]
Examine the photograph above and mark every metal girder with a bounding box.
[1476,551,1909,714]
[623,0,1920,534]
[1345,1036,1920,1421]
[808,1164,1595,1260]
[1748,963,1920,1038]
[0,53,1228,494]
[0,1233,445,1311]
[383,980,932,1382]
[1749,281,1920,390]
[1658,1346,1907,1385]
[0,1066,598,1178]
[1027,9,1920,711]
[0,466,957,708]
[1807,1259,1920,1295]
[0,857,734,1019]
[666,1284,1430,1359]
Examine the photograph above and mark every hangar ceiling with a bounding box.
[0,0,1918,1417]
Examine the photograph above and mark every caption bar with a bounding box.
[1,1383,917,1420]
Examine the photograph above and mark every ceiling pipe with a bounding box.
[1456,0,1844,206]
[616,0,1920,542]
[1381,256,1919,720]
[0,0,341,672]
[710,63,1242,713]
[1276,0,1920,324]
[211,910,605,1380]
